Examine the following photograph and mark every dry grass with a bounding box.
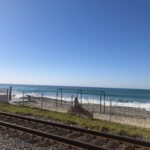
[0,103,150,139]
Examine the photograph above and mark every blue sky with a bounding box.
[0,0,150,89]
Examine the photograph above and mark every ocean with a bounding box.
[0,84,150,111]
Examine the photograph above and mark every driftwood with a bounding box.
[68,97,93,119]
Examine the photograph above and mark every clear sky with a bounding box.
[0,0,150,89]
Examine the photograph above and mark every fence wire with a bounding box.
[7,88,150,128]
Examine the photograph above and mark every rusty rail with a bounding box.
[0,111,149,148]
[0,121,106,150]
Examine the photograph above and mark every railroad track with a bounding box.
[0,111,149,150]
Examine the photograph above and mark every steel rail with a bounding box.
[0,111,149,148]
[0,121,106,150]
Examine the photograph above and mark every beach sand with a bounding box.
[11,96,150,129]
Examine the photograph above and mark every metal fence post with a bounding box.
[92,96,94,112]
[104,93,106,113]
[9,86,12,101]
[109,100,112,122]
[6,89,9,102]
[61,89,62,106]
[56,91,58,107]
[23,91,25,105]
[41,92,43,111]
[100,95,102,114]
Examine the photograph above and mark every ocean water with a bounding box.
[0,84,150,110]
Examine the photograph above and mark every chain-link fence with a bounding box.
[0,88,9,103]
[8,87,150,128]
[103,99,150,128]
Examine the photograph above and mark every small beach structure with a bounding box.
[68,97,93,119]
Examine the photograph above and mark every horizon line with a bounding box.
[0,82,150,91]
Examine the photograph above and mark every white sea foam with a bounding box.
[13,92,150,111]
[56,96,150,111]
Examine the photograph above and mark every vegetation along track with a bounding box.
[0,111,149,150]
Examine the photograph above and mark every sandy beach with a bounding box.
[11,96,150,129]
